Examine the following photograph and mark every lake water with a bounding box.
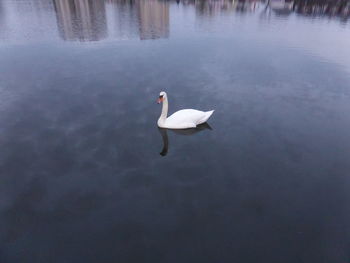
[0,0,350,262]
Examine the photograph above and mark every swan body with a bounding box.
[157,91,214,129]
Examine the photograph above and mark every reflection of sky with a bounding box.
[0,0,349,72]
[0,0,59,42]
[170,4,350,73]
[105,1,139,40]
[255,16,350,73]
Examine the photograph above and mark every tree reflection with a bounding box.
[183,0,350,19]
[294,0,350,20]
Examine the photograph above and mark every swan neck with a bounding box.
[160,98,168,120]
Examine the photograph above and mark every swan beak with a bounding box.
[157,97,163,104]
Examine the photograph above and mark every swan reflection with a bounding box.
[158,123,212,156]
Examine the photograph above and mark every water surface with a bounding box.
[0,1,350,262]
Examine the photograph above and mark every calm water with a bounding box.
[1,0,350,262]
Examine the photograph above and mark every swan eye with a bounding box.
[159,95,164,98]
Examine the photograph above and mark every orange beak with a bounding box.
[157,97,164,104]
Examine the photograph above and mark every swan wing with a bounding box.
[165,109,214,129]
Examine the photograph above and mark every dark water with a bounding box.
[1,0,350,262]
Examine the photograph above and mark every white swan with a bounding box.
[157,91,214,129]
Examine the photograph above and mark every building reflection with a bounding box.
[106,0,169,40]
[0,1,3,24]
[138,0,169,40]
[53,0,107,41]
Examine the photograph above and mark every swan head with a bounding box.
[157,91,167,104]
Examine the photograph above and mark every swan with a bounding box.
[157,91,214,129]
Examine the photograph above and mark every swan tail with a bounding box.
[199,110,214,124]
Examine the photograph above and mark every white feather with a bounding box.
[157,92,214,129]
